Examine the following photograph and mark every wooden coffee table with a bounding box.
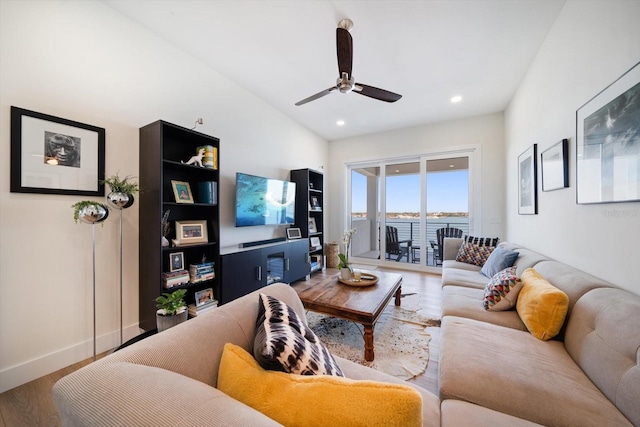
[291,268,402,361]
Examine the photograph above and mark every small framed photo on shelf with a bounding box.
[308,217,318,233]
[169,252,184,272]
[310,237,321,248]
[310,196,320,210]
[195,288,215,307]
[541,139,569,192]
[286,227,302,239]
[175,220,208,245]
[309,182,314,189]
[171,180,194,204]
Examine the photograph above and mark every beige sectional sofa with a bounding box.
[439,239,640,426]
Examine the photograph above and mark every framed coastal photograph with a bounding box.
[169,252,184,272]
[195,288,215,307]
[171,180,194,204]
[518,144,538,215]
[576,61,640,204]
[10,106,105,196]
[541,139,569,191]
[175,220,208,245]
[308,217,318,233]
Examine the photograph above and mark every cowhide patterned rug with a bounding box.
[306,294,440,380]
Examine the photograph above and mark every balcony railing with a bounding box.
[350,217,469,265]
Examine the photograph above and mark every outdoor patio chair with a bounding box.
[435,227,463,265]
[385,226,412,262]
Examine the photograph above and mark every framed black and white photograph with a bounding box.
[170,252,184,272]
[518,144,538,215]
[172,180,194,204]
[576,61,640,204]
[286,227,302,239]
[541,139,569,191]
[175,220,208,245]
[195,288,215,307]
[10,106,105,196]
[310,237,321,248]
[308,217,318,233]
[310,196,321,210]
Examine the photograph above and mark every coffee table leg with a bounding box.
[364,324,375,361]
[395,285,402,306]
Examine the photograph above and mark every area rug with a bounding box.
[306,294,440,380]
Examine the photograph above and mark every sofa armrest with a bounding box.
[53,361,282,427]
[443,237,463,261]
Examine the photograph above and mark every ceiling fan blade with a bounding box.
[354,83,402,103]
[295,87,337,106]
[336,27,353,78]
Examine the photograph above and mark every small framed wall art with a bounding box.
[172,180,194,204]
[541,139,569,191]
[10,106,105,196]
[175,220,208,245]
[576,61,640,204]
[518,144,538,215]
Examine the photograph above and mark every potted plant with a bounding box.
[155,289,188,332]
[102,173,140,209]
[71,200,109,224]
[337,228,357,280]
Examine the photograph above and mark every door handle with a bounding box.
[256,266,262,281]
[285,258,290,271]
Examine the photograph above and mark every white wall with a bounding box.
[505,0,640,294]
[0,0,327,392]
[327,113,505,245]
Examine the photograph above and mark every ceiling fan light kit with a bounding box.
[295,19,402,106]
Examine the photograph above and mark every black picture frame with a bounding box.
[170,252,184,272]
[518,144,538,215]
[576,61,640,204]
[541,139,569,191]
[10,106,105,196]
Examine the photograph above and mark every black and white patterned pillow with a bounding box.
[464,235,499,247]
[253,293,344,376]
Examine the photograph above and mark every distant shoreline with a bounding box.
[352,212,468,219]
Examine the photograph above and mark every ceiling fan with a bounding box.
[295,19,402,106]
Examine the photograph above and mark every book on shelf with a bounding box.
[163,269,190,288]
[188,300,218,317]
[189,262,215,283]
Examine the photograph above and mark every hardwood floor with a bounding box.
[0,267,442,426]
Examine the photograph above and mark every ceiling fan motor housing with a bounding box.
[337,73,355,93]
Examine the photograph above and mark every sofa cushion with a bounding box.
[480,246,519,278]
[441,400,544,427]
[218,343,424,427]
[439,316,633,426]
[442,286,527,331]
[455,242,494,267]
[254,293,343,376]
[516,269,569,341]
[441,263,486,290]
[483,266,522,311]
[564,288,640,426]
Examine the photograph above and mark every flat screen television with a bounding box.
[235,172,296,227]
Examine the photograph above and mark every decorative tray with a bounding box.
[338,273,378,287]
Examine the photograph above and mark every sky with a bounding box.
[351,170,469,213]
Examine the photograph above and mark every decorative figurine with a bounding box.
[182,148,205,168]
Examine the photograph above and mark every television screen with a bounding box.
[235,173,296,227]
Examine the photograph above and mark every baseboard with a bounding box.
[0,324,140,393]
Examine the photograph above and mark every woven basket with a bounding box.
[325,243,340,268]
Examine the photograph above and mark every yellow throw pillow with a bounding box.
[217,343,423,427]
[516,268,569,340]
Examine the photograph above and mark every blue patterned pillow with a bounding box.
[253,293,344,376]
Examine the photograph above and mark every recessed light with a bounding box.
[336,120,345,126]
[450,96,462,103]
[449,164,455,168]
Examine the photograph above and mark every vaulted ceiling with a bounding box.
[105,0,566,141]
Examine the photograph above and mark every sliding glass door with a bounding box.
[348,150,473,269]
